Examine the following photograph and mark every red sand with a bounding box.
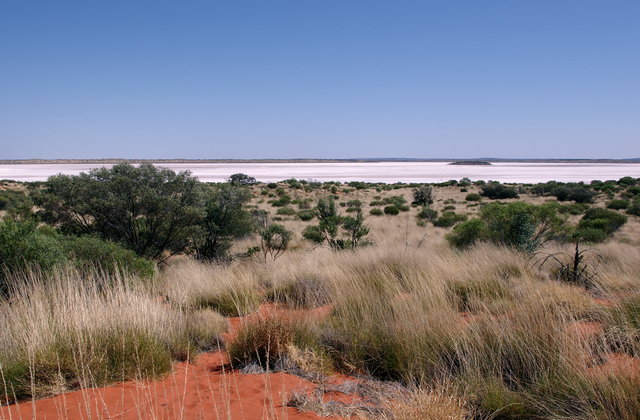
[0,303,354,420]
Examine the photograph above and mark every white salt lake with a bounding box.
[1,162,639,184]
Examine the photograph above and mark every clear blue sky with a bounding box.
[1,1,638,159]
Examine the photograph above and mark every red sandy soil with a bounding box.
[0,303,357,420]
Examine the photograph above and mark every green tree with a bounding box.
[195,184,254,261]
[35,163,203,262]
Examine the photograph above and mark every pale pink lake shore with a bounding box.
[1,162,639,183]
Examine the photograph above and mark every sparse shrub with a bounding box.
[465,193,481,202]
[0,220,66,295]
[417,207,438,221]
[576,208,627,241]
[260,223,292,261]
[228,173,257,186]
[64,236,156,278]
[412,186,434,206]
[276,206,296,215]
[297,209,316,221]
[447,202,565,251]
[271,195,292,207]
[607,199,629,210]
[627,198,640,216]
[302,225,324,243]
[369,208,383,216]
[384,205,400,215]
[480,183,518,199]
[342,209,370,248]
[554,185,594,203]
[445,219,490,249]
[433,211,467,228]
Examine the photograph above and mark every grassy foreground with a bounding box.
[1,240,640,419]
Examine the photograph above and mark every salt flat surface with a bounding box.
[1,162,639,183]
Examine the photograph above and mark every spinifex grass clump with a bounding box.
[0,268,227,402]
[161,261,262,316]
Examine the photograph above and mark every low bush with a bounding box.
[297,209,316,221]
[626,198,640,216]
[465,193,481,202]
[0,220,67,295]
[384,205,400,215]
[302,225,325,243]
[63,236,156,278]
[276,206,297,215]
[369,208,383,216]
[433,211,467,228]
[607,199,629,210]
[417,207,438,221]
[575,208,627,242]
[445,219,490,249]
[480,183,518,200]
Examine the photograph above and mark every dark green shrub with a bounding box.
[433,211,467,228]
[276,206,296,216]
[554,186,594,203]
[267,182,278,189]
[384,205,400,215]
[627,199,640,216]
[618,176,637,186]
[0,221,67,295]
[383,195,407,207]
[297,210,316,221]
[64,236,155,278]
[369,208,383,216]
[228,173,257,186]
[302,225,324,243]
[465,193,482,202]
[271,195,292,207]
[558,203,590,215]
[417,207,438,221]
[578,208,627,236]
[480,183,518,199]
[607,199,629,210]
[450,202,566,252]
[446,219,490,249]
